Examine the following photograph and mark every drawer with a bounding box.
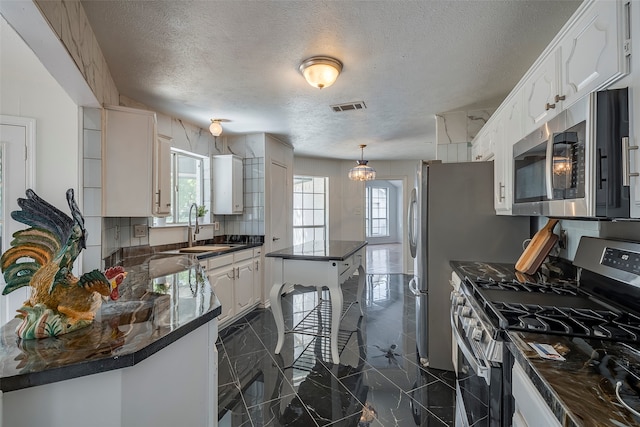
[234,248,254,262]
[208,253,234,270]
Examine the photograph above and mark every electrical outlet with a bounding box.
[133,224,147,238]
[214,221,220,231]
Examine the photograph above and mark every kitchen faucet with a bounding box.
[188,203,200,247]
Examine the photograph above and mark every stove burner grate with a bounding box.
[494,302,640,343]
[473,278,579,296]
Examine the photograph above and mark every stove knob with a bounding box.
[472,327,483,342]
[461,306,472,317]
[455,296,465,306]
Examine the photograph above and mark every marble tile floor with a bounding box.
[366,243,403,274]
[217,274,456,426]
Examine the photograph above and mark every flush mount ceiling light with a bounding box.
[209,119,223,136]
[299,56,343,89]
[348,144,376,182]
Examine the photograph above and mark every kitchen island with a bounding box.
[0,253,221,427]
[267,240,367,364]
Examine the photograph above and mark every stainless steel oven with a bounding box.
[450,275,508,427]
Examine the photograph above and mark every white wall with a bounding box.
[0,16,79,203]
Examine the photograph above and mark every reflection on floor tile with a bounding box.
[217,274,455,426]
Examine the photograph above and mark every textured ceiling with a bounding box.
[81,0,582,160]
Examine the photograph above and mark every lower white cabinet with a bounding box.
[512,361,561,427]
[206,254,235,324]
[203,248,261,326]
[253,247,263,305]
[234,250,254,313]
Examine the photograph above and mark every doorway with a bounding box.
[0,115,36,324]
[365,179,403,274]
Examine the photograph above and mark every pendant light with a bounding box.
[348,145,376,181]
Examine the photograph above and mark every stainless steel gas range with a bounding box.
[450,237,640,427]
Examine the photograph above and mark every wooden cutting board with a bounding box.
[515,219,559,275]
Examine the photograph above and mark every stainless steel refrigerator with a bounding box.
[407,161,530,371]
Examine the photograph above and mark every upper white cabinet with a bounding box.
[471,127,494,162]
[155,134,172,217]
[559,0,627,108]
[523,51,560,135]
[523,0,626,136]
[213,154,243,214]
[102,105,170,217]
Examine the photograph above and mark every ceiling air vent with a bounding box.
[331,101,367,112]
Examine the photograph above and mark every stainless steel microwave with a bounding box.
[512,88,630,218]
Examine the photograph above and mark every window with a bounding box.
[365,186,389,237]
[293,176,327,245]
[167,149,206,224]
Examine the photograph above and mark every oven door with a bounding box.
[451,307,502,427]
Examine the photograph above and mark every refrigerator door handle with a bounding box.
[408,188,418,258]
[408,277,421,296]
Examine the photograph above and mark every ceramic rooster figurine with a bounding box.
[1,189,126,339]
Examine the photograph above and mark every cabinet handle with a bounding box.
[498,182,505,202]
[622,137,639,186]
[255,260,260,271]
[545,102,556,111]
[273,237,280,241]
[554,94,565,102]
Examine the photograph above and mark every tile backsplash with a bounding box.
[223,157,265,236]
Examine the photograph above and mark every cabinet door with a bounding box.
[253,249,262,304]
[491,114,510,214]
[154,135,172,216]
[234,258,254,313]
[208,266,234,323]
[102,105,157,217]
[471,128,490,162]
[560,0,625,108]
[232,156,244,213]
[523,51,560,136]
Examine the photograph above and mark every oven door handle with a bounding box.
[450,309,491,386]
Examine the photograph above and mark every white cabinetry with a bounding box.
[206,254,235,324]
[523,51,560,136]
[203,248,259,326]
[523,0,626,136]
[102,105,171,217]
[213,155,243,214]
[234,250,254,313]
[559,0,627,108]
[512,361,561,427]
[155,135,172,217]
[471,127,494,162]
[253,247,263,305]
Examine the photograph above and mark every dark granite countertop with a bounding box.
[0,254,221,392]
[508,332,640,426]
[266,240,367,261]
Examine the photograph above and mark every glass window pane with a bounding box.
[303,228,315,244]
[313,177,325,192]
[302,194,313,209]
[293,193,303,209]
[293,175,327,245]
[313,194,324,209]
[313,209,324,226]
[302,209,313,225]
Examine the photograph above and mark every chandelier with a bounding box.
[348,144,376,181]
